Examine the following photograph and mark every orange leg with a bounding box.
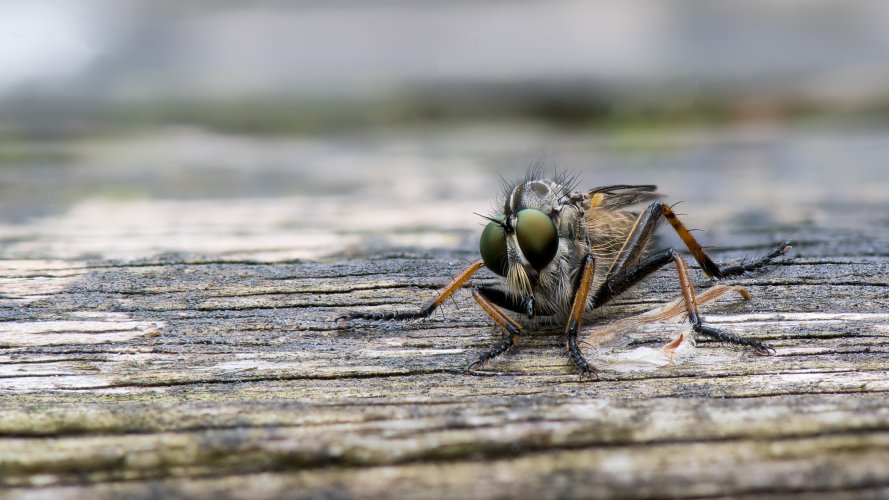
[346,260,484,321]
[466,288,524,372]
[662,204,790,279]
[583,284,751,348]
[565,255,598,379]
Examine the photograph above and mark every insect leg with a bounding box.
[672,252,775,354]
[605,202,790,283]
[472,286,557,317]
[597,248,774,354]
[583,284,751,348]
[602,202,662,282]
[591,203,667,307]
[565,255,598,379]
[660,204,791,279]
[467,287,524,372]
[345,260,485,321]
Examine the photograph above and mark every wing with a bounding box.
[583,185,662,263]
[586,184,661,210]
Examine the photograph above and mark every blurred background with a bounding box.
[1,0,887,260]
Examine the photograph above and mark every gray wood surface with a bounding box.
[0,126,887,499]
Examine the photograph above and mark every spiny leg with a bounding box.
[471,286,557,318]
[600,248,775,354]
[344,261,531,372]
[668,253,702,352]
[672,252,775,354]
[660,203,791,279]
[586,200,788,353]
[467,287,524,372]
[594,201,789,308]
[565,254,598,379]
[604,202,790,285]
[344,260,484,321]
[583,284,751,348]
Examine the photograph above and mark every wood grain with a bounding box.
[0,127,887,499]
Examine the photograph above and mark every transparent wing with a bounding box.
[587,184,662,210]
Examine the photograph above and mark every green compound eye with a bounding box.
[479,221,508,276]
[516,209,558,271]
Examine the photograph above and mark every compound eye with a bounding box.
[516,209,558,271]
[479,221,508,276]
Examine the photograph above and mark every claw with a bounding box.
[578,368,600,382]
[755,343,777,356]
[466,359,484,374]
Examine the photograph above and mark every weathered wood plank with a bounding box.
[0,127,887,498]
[1,254,887,496]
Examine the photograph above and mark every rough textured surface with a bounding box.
[0,127,887,498]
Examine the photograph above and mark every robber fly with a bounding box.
[346,170,791,378]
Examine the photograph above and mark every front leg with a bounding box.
[344,260,484,321]
[466,287,525,372]
[565,254,598,379]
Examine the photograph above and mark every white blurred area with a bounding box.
[0,2,97,91]
[2,0,889,107]
[0,1,886,259]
